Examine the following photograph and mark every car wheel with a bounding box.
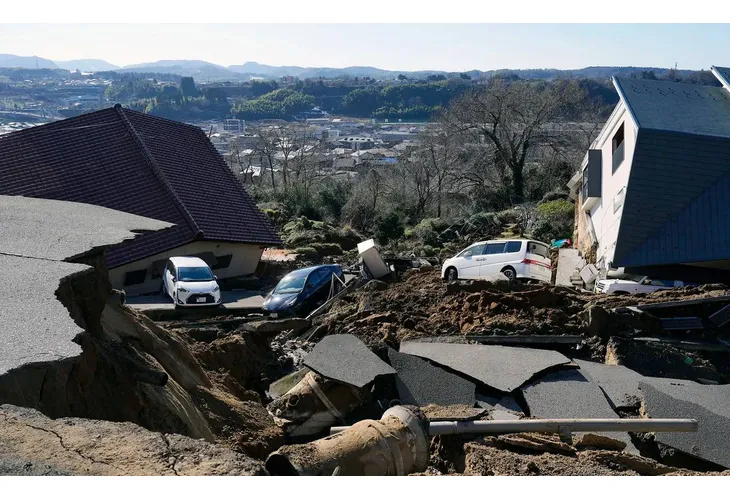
[501,267,517,280]
[445,267,458,282]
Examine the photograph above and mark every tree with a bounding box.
[397,74,407,81]
[180,76,197,97]
[459,73,472,80]
[374,212,404,246]
[442,78,592,204]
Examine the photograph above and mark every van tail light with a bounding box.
[522,258,552,270]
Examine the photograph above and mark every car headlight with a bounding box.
[177,287,189,293]
[213,286,220,292]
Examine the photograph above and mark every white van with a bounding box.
[440,239,552,283]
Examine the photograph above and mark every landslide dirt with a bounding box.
[0,404,266,476]
[425,434,694,476]
[310,270,730,360]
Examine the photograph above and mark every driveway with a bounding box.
[125,290,265,312]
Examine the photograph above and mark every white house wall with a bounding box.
[586,103,637,269]
[109,241,265,296]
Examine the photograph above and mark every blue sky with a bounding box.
[1,24,728,71]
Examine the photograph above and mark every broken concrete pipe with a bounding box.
[267,370,368,437]
[330,418,699,436]
[265,406,429,476]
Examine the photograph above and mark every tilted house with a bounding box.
[569,67,730,283]
[0,105,282,294]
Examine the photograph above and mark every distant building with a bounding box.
[224,119,245,133]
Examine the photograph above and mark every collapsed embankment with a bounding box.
[0,249,282,462]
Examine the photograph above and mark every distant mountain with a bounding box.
[0,54,58,69]
[54,59,119,72]
[228,61,441,79]
[119,59,236,79]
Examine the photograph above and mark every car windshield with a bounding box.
[178,266,214,282]
[274,272,308,294]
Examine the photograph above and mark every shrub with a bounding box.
[311,242,344,257]
[373,212,405,245]
[537,199,574,219]
[293,246,318,259]
[413,219,440,247]
[540,189,570,204]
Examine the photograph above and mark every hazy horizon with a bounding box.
[1,24,729,72]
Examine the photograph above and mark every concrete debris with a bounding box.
[304,334,396,388]
[267,371,369,437]
[639,379,730,469]
[266,406,429,476]
[400,341,571,393]
[268,368,311,400]
[387,349,476,407]
[521,369,639,454]
[0,405,266,476]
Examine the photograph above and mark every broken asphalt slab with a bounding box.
[0,195,172,261]
[399,341,570,393]
[0,195,172,377]
[575,359,645,409]
[476,394,525,420]
[522,369,639,454]
[639,379,730,468]
[303,334,396,388]
[387,349,476,407]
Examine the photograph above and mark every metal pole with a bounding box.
[330,418,698,436]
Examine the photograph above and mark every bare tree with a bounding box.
[442,78,593,204]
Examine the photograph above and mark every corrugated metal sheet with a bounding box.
[613,129,730,267]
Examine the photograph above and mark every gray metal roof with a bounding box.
[613,129,730,267]
[614,77,730,138]
[713,66,730,88]
[0,195,172,377]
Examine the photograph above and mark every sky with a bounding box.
[1,24,729,72]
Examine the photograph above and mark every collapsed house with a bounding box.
[0,105,282,295]
[568,66,730,283]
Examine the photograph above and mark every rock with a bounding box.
[0,405,266,476]
[584,306,612,339]
[362,280,388,292]
[241,318,311,335]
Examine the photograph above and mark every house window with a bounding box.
[123,269,147,286]
[612,124,625,173]
[211,254,233,270]
[613,187,625,213]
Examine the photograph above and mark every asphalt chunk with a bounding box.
[388,349,475,406]
[575,359,645,409]
[400,341,570,393]
[303,334,396,388]
[639,379,730,468]
[522,369,639,454]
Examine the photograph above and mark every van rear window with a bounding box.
[505,241,522,253]
[527,242,549,258]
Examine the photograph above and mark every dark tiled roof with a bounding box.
[614,129,730,267]
[614,77,730,138]
[0,106,281,267]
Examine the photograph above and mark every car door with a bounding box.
[302,269,327,309]
[457,243,487,279]
[479,242,508,277]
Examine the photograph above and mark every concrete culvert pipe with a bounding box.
[265,406,429,476]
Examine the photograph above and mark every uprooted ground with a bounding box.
[160,269,730,475]
[5,267,730,475]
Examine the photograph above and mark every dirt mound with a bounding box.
[426,434,688,476]
[0,404,266,476]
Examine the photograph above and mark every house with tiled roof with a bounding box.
[0,105,282,294]
[568,67,730,283]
